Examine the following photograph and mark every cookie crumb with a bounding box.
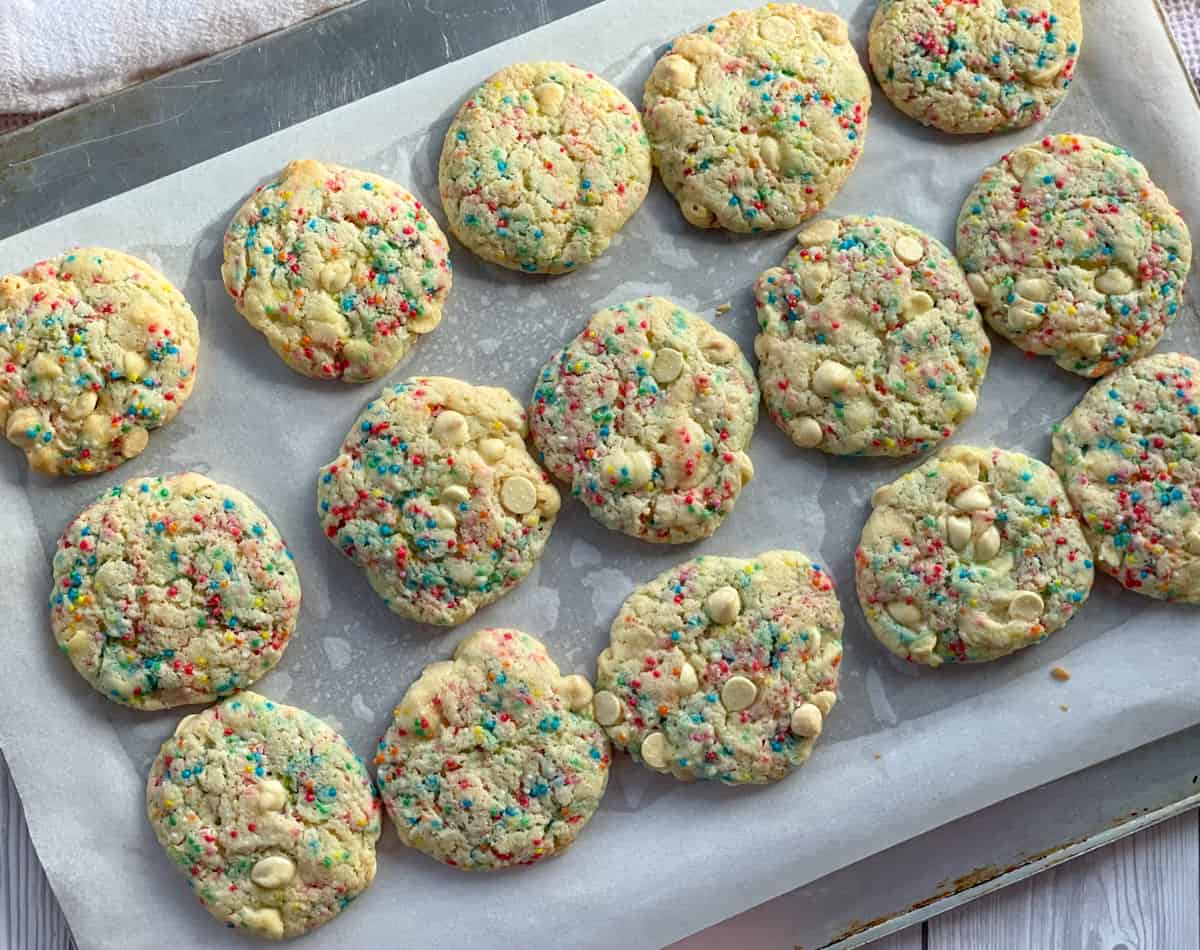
[1059,704,1069,712]
[714,302,732,316]
[1051,666,1070,681]
[873,752,881,760]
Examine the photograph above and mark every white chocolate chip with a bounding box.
[1008,591,1044,621]
[953,484,991,511]
[701,336,736,364]
[790,703,823,738]
[793,416,823,448]
[593,690,622,726]
[1028,60,1065,86]
[440,484,470,507]
[872,483,898,507]
[905,291,934,315]
[812,11,848,43]
[893,235,925,266]
[797,218,839,246]
[560,674,594,711]
[677,662,698,695]
[1095,268,1135,296]
[652,347,684,384]
[30,352,62,379]
[975,526,1001,562]
[121,426,149,458]
[812,359,855,396]
[811,690,837,715]
[257,779,288,812]
[759,14,796,41]
[241,907,284,939]
[534,81,565,115]
[800,261,831,302]
[431,410,469,445]
[663,57,697,91]
[432,505,457,528]
[1070,333,1106,358]
[5,407,41,443]
[251,855,296,889]
[82,412,109,441]
[640,731,668,769]
[1186,527,1200,555]
[478,438,506,463]
[720,675,757,712]
[705,586,741,624]
[946,515,973,551]
[319,259,352,293]
[1008,303,1044,330]
[1099,538,1122,568]
[1015,277,1053,302]
[734,451,754,485]
[955,390,978,416]
[1008,148,1041,180]
[500,476,537,515]
[64,390,98,420]
[123,351,147,379]
[966,273,990,304]
[886,601,922,626]
[758,135,780,171]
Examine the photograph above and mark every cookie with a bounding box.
[642,4,870,233]
[375,628,610,870]
[147,692,381,939]
[318,376,559,625]
[438,62,651,274]
[957,134,1192,377]
[1052,353,1200,601]
[50,473,300,709]
[754,214,990,455]
[594,550,842,785]
[529,297,758,544]
[0,248,199,476]
[856,445,1094,666]
[868,0,1081,134]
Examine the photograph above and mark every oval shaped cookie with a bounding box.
[318,376,560,625]
[869,0,1081,134]
[595,550,842,784]
[221,159,452,382]
[643,4,870,232]
[957,134,1192,377]
[51,473,300,709]
[856,445,1094,666]
[1052,353,1200,602]
[438,62,651,274]
[0,248,199,475]
[529,297,758,544]
[147,692,381,938]
[755,214,989,455]
[376,628,610,869]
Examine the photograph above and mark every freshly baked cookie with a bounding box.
[438,62,650,274]
[594,550,842,785]
[856,445,1094,666]
[1053,353,1200,601]
[50,473,300,709]
[869,0,1082,134]
[375,628,610,870]
[529,297,758,544]
[147,692,381,939]
[319,376,559,625]
[754,214,990,456]
[0,248,198,476]
[957,134,1192,377]
[221,159,452,382]
[642,4,870,233]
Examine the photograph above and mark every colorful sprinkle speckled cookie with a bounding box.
[0,248,199,476]
[221,159,452,382]
[318,376,560,625]
[957,134,1191,377]
[1053,353,1200,602]
[51,473,300,709]
[594,550,843,785]
[375,628,610,870]
[754,214,989,455]
[642,3,870,232]
[529,297,758,544]
[856,445,1094,666]
[438,62,651,274]
[147,692,381,939]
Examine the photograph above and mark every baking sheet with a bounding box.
[1,1,1198,948]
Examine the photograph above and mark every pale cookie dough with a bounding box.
[755,214,990,455]
[0,248,199,476]
[375,628,610,869]
[595,550,842,784]
[856,445,1094,666]
[642,4,870,233]
[1052,353,1200,602]
[869,0,1082,134]
[957,134,1192,377]
[438,62,651,274]
[318,376,560,625]
[50,473,301,709]
[529,297,758,544]
[222,159,452,382]
[147,692,382,939]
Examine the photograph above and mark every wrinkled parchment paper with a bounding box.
[2,2,1199,947]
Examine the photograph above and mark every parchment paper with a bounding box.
[2,2,1198,948]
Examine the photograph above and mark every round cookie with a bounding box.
[529,297,758,544]
[754,214,990,456]
[856,445,1094,666]
[1052,353,1200,602]
[957,134,1192,377]
[868,0,1082,134]
[642,4,870,233]
[221,159,452,382]
[147,692,381,939]
[594,550,843,785]
[375,628,610,870]
[0,248,199,476]
[438,62,651,274]
[318,376,560,625]
[50,473,300,709]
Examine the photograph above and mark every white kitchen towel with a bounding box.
[0,0,348,114]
